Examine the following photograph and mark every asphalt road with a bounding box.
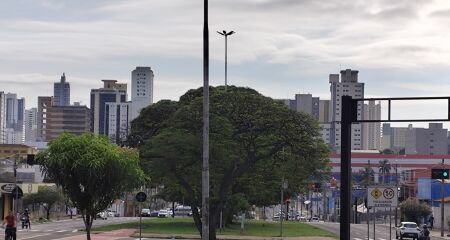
[311,222,441,240]
[6,216,143,240]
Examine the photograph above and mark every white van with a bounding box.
[175,205,192,216]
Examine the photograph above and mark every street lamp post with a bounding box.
[217,30,235,91]
[202,0,210,239]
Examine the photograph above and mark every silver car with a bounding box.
[396,222,422,240]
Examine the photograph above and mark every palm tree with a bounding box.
[359,167,375,187]
[379,159,391,184]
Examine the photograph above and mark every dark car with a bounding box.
[150,210,159,217]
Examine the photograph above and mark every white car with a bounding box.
[158,209,170,218]
[396,222,422,240]
[309,217,320,222]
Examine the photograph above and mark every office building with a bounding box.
[90,80,127,135]
[53,73,70,106]
[131,67,154,120]
[319,100,330,123]
[105,102,131,144]
[329,69,365,151]
[405,123,448,155]
[362,101,381,150]
[45,105,91,141]
[24,108,38,143]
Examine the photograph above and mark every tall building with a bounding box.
[53,73,70,106]
[24,108,38,143]
[381,123,408,152]
[36,96,53,141]
[105,102,131,144]
[90,80,127,135]
[329,69,365,151]
[4,93,25,144]
[131,67,154,120]
[362,101,381,150]
[319,100,330,123]
[405,123,448,155]
[46,105,91,141]
[0,92,5,144]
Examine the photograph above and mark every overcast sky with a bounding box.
[2,0,450,127]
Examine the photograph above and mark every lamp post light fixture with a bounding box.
[217,30,235,91]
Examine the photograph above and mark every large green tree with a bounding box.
[37,133,146,240]
[22,186,63,220]
[129,86,330,239]
[400,198,431,223]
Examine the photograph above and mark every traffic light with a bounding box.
[431,169,450,179]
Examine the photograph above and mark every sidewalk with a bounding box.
[57,229,136,240]
[430,229,450,239]
[130,233,335,240]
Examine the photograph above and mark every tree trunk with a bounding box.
[209,210,218,240]
[46,208,50,220]
[191,204,202,235]
[82,212,93,240]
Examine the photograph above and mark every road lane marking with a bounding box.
[20,233,52,239]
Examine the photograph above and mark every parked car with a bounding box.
[175,205,192,216]
[299,216,307,222]
[96,211,107,220]
[106,210,115,217]
[158,209,170,218]
[309,217,320,222]
[396,222,422,240]
[141,208,151,217]
[150,210,159,217]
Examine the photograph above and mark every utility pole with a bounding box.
[14,154,18,217]
[395,162,398,226]
[280,179,288,240]
[441,158,445,238]
[202,0,210,239]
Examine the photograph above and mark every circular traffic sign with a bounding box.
[383,188,395,199]
[135,192,147,202]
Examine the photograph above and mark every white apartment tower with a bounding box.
[5,93,25,144]
[105,102,131,144]
[131,67,154,120]
[362,101,381,150]
[24,108,38,143]
[329,69,365,151]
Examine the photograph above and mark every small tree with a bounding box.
[400,198,431,223]
[22,186,62,220]
[37,133,146,240]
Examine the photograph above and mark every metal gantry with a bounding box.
[340,96,450,240]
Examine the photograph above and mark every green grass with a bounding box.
[93,218,336,237]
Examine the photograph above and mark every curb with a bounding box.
[129,233,335,240]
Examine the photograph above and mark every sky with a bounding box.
[2,0,450,128]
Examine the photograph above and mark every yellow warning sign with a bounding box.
[371,188,382,199]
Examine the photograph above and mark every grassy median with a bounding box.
[93,217,336,237]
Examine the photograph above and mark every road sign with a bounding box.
[135,192,147,202]
[367,186,397,207]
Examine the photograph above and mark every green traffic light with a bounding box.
[444,172,448,177]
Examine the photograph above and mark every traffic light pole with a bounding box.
[340,96,450,240]
[442,158,445,238]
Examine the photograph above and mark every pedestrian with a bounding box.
[429,215,434,230]
[422,225,430,240]
[1,210,17,240]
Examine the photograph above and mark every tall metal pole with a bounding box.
[441,158,445,238]
[395,162,398,226]
[340,95,353,240]
[225,34,228,91]
[202,0,210,239]
[14,155,18,217]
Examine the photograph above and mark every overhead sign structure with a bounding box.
[367,186,397,208]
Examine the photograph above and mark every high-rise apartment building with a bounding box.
[0,92,5,144]
[37,96,53,141]
[329,69,365,150]
[24,108,38,143]
[53,73,70,106]
[319,100,330,123]
[105,102,131,144]
[90,80,127,135]
[362,101,381,150]
[4,93,25,144]
[131,67,154,120]
[381,123,408,152]
[405,123,448,155]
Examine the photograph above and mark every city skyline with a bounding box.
[2,1,450,128]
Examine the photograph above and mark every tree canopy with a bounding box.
[22,185,62,220]
[129,86,330,239]
[37,133,147,240]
